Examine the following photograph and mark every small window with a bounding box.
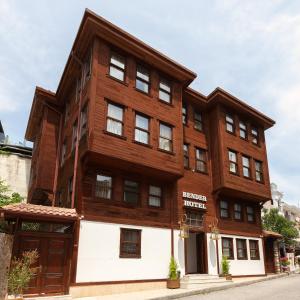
[251,127,259,144]
[246,206,255,222]
[183,144,189,168]
[61,141,66,166]
[182,104,187,125]
[159,79,171,103]
[82,49,92,86]
[194,111,203,131]
[249,240,260,260]
[95,174,112,199]
[228,150,238,174]
[75,78,81,103]
[255,160,263,182]
[226,114,235,133]
[159,123,173,152]
[220,200,229,218]
[148,185,162,207]
[80,105,88,138]
[242,156,251,178]
[195,148,207,173]
[124,180,139,205]
[135,114,149,144]
[67,176,73,207]
[72,121,78,151]
[106,103,124,136]
[222,237,234,259]
[234,203,242,220]
[239,121,247,139]
[186,211,204,227]
[136,65,150,93]
[120,228,141,258]
[236,239,248,260]
[109,52,125,81]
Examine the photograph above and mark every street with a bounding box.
[181,274,300,300]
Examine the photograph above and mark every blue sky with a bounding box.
[0,0,299,206]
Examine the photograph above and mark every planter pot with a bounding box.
[167,279,180,289]
[225,274,232,281]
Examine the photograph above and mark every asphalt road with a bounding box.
[180,274,300,300]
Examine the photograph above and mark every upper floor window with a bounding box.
[106,103,124,136]
[148,185,162,207]
[194,111,203,131]
[249,240,260,260]
[120,228,141,258]
[82,49,92,86]
[80,105,88,138]
[95,174,112,199]
[71,121,78,151]
[255,160,263,182]
[228,150,238,174]
[61,141,66,166]
[220,200,229,218]
[226,114,235,133]
[182,104,187,125]
[135,114,149,144]
[109,52,125,81]
[251,127,259,145]
[67,176,73,207]
[159,79,171,103]
[136,65,150,93]
[195,148,207,173]
[159,123,173,152]
[239,121,247,139]
[183,144,189,168]
[234,203,242,220]
[124,180,139,205]
[242,156,251,178]
[236,239,248,260]
[222,237,234,259]
[246,205,255,222]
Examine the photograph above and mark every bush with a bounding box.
[168,256,179,280]
[221,256,230,275]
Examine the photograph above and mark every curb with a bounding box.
[148,272,299,300]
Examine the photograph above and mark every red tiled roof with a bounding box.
[263,230,282,238]
[0,203,78,220]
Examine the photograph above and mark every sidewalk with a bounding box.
[76,272,298,300]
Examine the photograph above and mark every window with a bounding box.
[159,79,171,103]
[134,114,149,144]
[186,211,204,227]
[255,160,263,182]
[95,174,112,199]
[182,104,187,125]
[251,127,259,144]
[194,111,203,131]
[72,121,78,151]
[120,228,141,258]
[136,65,150,93]
[75,78,81,103]
[195,148,207,173]
[80,105,88,138]
[109,52,125,81]
[148,185,162,207]
[234,203,242,220]
[159,123,173,152]
[239,121,247,139]
[61,141,66,166]
[242,156,251,178]
[106,103,124,136]
[220,200,229,218]
[183,144,189,168]
[124,180,139,205]
[228,150,238,174]
[249,240,260,260]
[246,206,255,222]
[236,239,248,260]
[67,176,73,207]
[82,50,92,86]
[226,114,235,133]
[222,238,234,259]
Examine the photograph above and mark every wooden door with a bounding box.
[196,233,207,274]
[264,239,275,273]
[16,234,71,296]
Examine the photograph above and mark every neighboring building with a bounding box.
[264,183,284,214]
[1,9,277,298]
[0,121,5,143]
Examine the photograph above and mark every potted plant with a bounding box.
[280,256,290,273]
[167,256,180,289]
[221,256,232,280]
[8,250,39,299]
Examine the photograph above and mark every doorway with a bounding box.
[186,232,207,274]
[264,238,275,273]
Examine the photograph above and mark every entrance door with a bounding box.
[264,238,275,273]
[196,233,207,273]
[16,233,71,296]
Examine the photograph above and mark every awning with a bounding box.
[262,230,282,239]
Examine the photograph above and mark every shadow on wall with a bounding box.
[209,239,217,269]
[177,236,185,275]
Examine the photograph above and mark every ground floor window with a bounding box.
[236,239,248,260]
[222,237,234,259]
[249,240,260,260]
[186,211,204,227]
[119,228,141,258]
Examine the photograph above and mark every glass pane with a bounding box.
[159,137,171,151]
[238,249,245,258]
[136,114,149,130]
[240,130,246,139]
[195,120,203,131]
[243,167,250,177]
[124,192,139,204]
[135,129,148,144]
[137,65,149,81]
[220,201,228,209]
[159,90,171,103]
[228,151,236,162]
[136,79,149,93]
[235,212,241,219]
[223,249,230,258]
[256,172,261,181]
[149,195,161,207]
[107,119,122,135]
[255,161,262,171]
[251,128,258,136]
[183,144,188,153]
[96,175,112,199]
[226,115,233,123]
[222,239,229,248]
[123,242,137,254]
[234,203,241,211]
[21,222,72,233]
[159,80,171,92]
[226,123,233,132]
[230,162,237,173]
[111,53,125,69]
[109,65,124,81]
[196,149,205,160]
[242,157,250,167]
[108,104,123,121]
[247,206,254,213]
[160,124,172,139]
[221,209,228,218]
[124,230,138,242]
[196,160,206,172]
[239,122,246,130]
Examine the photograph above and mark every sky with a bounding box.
[0,0,299,206]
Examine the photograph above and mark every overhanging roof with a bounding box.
[263,230,282,238]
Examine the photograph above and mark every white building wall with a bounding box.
[76,220,181,283]
[206,234,219,275]
[173,229,185,276]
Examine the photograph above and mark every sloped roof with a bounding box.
[263,230,282,238]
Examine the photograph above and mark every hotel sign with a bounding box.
[183,191,207,210]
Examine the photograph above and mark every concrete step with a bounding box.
[181,274,232,289]
[26,295,72,300]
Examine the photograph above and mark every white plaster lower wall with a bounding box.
[173,230,185,276]
[186,233,197,273]
[76,221,180,283]
[206,234,219,275]
[216,234,265,276]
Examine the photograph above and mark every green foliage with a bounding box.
[262,208,299,247]
[168,256,179,280]
[0,179,23,207]
[221,256,230,275]
[8,250,39,296]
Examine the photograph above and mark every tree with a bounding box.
[262,208,299,247]
[0,179,23,207]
